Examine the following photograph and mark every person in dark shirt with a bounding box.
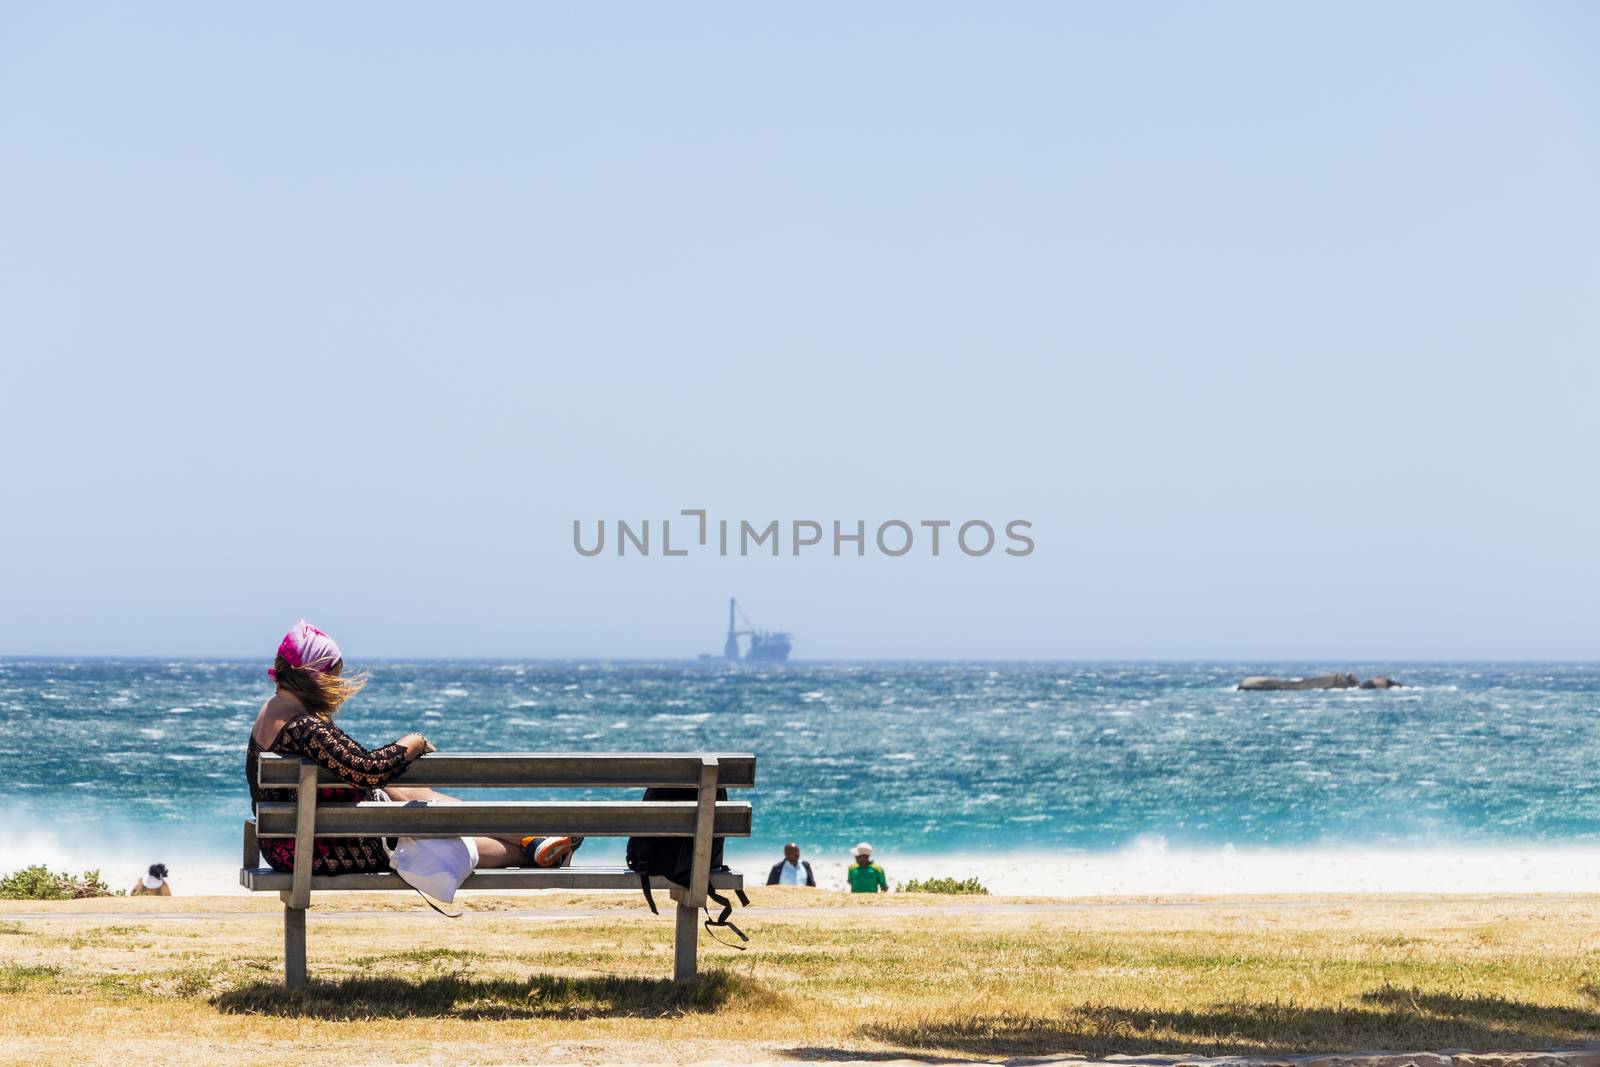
[766,842,816,886]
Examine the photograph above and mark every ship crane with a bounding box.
[723,598,793,662]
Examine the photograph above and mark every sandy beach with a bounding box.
[7,890,1600,1065]
[57,841,1600,900]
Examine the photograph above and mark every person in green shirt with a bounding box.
[847,842,888,894]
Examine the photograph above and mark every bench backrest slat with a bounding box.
[254,799,753,839]
[256,752,756,789]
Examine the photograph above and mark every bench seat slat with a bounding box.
[239,865,744,893]
[255,799,752,839]
[256,752,756,789]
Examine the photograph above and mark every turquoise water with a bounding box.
[2,660,1598,871]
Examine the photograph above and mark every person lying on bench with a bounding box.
[245,620,583,875]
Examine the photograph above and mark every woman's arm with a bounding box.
[277,715,429,789]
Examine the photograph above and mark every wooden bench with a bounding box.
[240,751,755,988]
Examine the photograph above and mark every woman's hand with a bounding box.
[399,733,435,760]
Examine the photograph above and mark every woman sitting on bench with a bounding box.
[245,619,581,875]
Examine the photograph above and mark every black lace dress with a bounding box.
[245,712,412,875]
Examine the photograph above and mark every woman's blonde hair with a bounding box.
[273,655,366,719]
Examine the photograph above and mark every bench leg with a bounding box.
[673,901,698,983]
[284,902,307,989]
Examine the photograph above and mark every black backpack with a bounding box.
[624,786,750,946]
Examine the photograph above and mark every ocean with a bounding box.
[3,660,1599,895]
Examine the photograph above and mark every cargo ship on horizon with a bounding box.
[719,597,792,662]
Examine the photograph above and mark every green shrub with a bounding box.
[0,865,116,900]
[897,876,989,895]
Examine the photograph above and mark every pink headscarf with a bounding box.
[268,619,343,680]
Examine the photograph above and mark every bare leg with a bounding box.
[382,785,526,868]
[383,786,459,803]
[472,837,524,868]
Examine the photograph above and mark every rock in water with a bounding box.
[1359,676,1404,689]
[1237,676,1281,690]
[1237,673,1361,691]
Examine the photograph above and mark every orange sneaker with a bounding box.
[521,836,584,868]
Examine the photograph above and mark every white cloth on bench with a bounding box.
[387,834,478,904]
[375,791,479,905]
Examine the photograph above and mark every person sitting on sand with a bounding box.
[246,620,581,875]
[130,863,171,896]
[766,842,817,886]
[847,842,888,893]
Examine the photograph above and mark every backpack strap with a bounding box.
[638,872,659,915]
[702,888,749,950]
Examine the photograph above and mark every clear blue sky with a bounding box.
[2,3,1597,660]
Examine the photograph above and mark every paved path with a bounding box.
[0,901,1320,921]
[18,895,1591,922]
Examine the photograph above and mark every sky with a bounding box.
[1,2,1597,660]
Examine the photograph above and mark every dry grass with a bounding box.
[4,890,1600,1065]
